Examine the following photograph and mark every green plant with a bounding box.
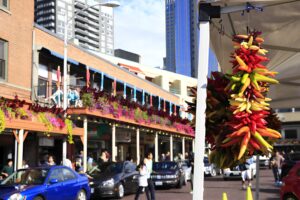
[82,93,93,107]
[0,109,5,133]
[16,108,29,119]
[37,112,53,132]
[65,119,74,144]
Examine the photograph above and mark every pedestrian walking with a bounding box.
[240,157,254,189]
[270,150,284,185]
[134,159,151,200]
[145,152,155,200]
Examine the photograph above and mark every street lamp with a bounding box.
[62,0,120,110]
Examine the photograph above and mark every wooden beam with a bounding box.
[13,130,20,144]
[23,131,29,142]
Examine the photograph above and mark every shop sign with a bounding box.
[116,132,131,143]
[39,137,54,147]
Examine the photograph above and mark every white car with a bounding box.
[223,160,256,180]
[259,155,270,168]
[204,157,219,177]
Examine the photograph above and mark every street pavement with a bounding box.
[121,169,280,200]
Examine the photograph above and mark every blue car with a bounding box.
[0,166,90,200]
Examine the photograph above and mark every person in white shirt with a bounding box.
[144,152,155,200]
[134,159,150,200]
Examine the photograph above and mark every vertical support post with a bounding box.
[100,72,104,91]
[182,137,185,159]
[255,155,260,200]
[158,97,161,110]
[193,20,210,200]
[170,135,173,161]
[123,82,127,99]
[136,128,140,164]
[155,132,159,162]
[142,90,145,105]
[62,138,67,166]
[14,137,18,171]
[83,117,88,172]
[112,123,116,162]
[17,129,24,170]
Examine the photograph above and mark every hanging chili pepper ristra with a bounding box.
[208,31,281,168]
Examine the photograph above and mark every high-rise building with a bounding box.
[34,0,114,55]
[164,0,218,78]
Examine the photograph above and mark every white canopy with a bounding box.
[209,0,300,109]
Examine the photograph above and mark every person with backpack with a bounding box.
[239,156,254,189]
[134,159,150,200]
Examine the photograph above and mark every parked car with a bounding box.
[280,162,300,200]
[204,156,220,177]
[259,155,270,168]
[281,152,300,179]
[89,161,138,199]
[0,166,90,200]
[223,159,256,180]
[151,161,185,188]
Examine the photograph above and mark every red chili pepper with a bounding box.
[249,121,257,132]
[221,137,241,147]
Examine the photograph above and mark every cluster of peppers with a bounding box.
[207,32,282,169]
[222,32,281,160]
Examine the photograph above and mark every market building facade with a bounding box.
[0,0,195,173]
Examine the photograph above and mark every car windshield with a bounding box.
[153,162,177,171]
[105,163,123,174]
[1,169,49,185]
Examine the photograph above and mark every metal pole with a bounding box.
[17,129,24,170]
[112,124,116,162]
[170,135,173,161]
[136,128,140,164]
[155,132,158,162]
[193,20,210,200]
[83,117,88,172]
[255,155,260,200]
[63,7,68,111]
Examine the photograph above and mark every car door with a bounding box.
[45,168,64,200]
[61,168,79,200]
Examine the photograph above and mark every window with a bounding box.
[48,169,64,183]
[285,129,298,139]
[0,39,7,80]
[62,168,76,181]
[1,0,9,9]
[38,77,48,97]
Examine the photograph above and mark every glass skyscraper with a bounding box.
[165,0,218,78]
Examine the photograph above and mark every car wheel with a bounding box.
[210,168,217,177]
[76,189,86,200]
[116,183,125,199]
[284,194,298,200]
[34,196,43,200]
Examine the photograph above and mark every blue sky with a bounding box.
[114,0,165,68]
